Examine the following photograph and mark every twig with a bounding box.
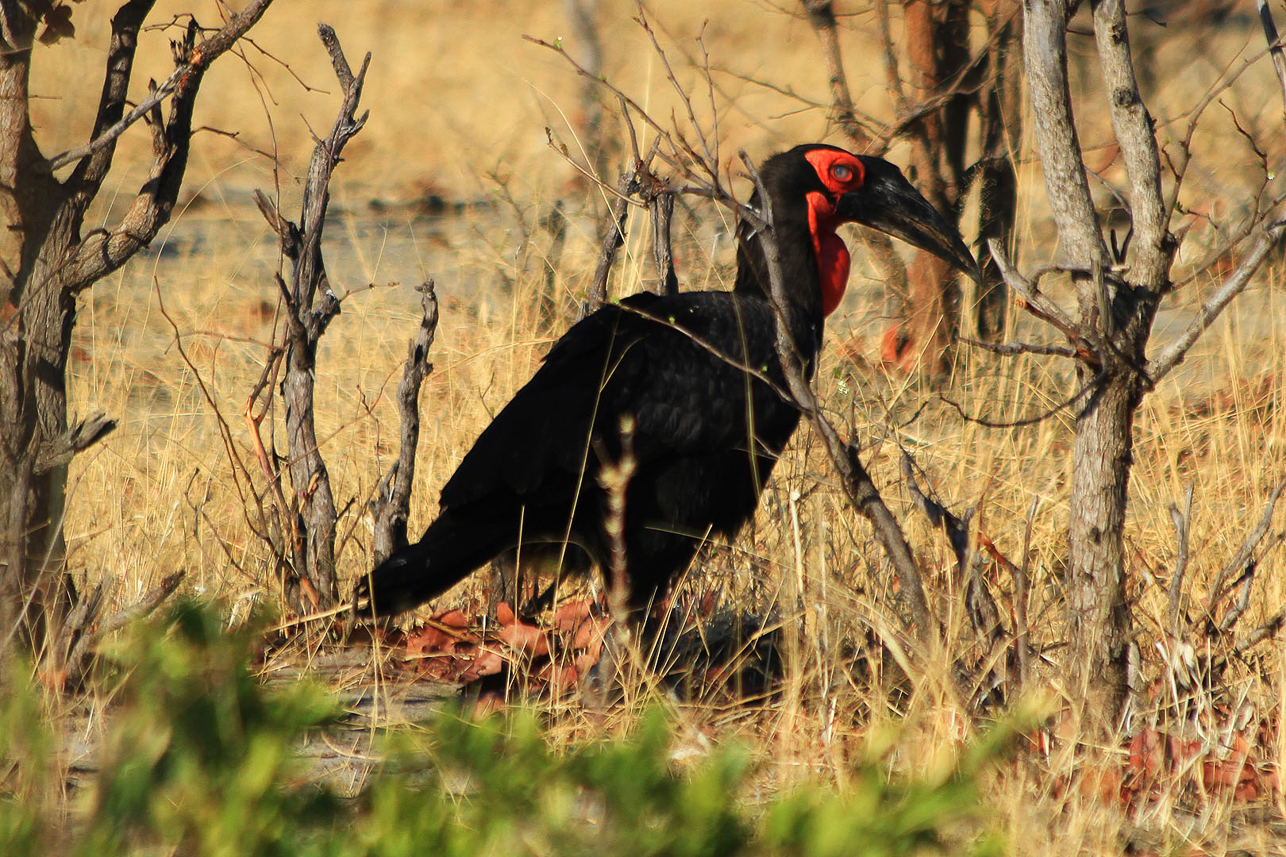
[523,34,689,183]
[1147,219,1286,382]
[43,64,188,172]
[65,571,186,685]
[959,336,1078,359]
[1163,40,1280,219]
[634,1,717,171]
[1218,565,1257,634]
[1207,477,1286,620]
[156,281,263,531]
[938,378,1098,430]
[1234,605,1286,654]
[987,239,1095,355]
[1167,483,1194,639]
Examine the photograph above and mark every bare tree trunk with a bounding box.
[0,1,273,665]
[827,0,1018,370]
[1006,0,1256,727]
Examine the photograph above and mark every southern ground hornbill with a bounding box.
[359,144,977,618]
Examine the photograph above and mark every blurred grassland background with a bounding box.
[17,0,1286,851]
[31,0,1283,600]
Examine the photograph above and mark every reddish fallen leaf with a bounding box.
[494,601,552,657]
[405,609,475,656]
[570,615,611,651]
[1077,765,1122,806]
[552,599,594,627]
[459,650,505,683]
[1128,727,1163,778]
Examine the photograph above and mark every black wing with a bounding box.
[437,290,789,516]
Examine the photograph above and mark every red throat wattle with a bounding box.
[802,148,863,317]
[805,191,851,316]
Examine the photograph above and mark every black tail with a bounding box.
[357,511,511,617]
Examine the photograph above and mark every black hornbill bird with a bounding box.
[359,144,977,617]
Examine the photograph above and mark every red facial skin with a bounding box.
[802,149,865,316]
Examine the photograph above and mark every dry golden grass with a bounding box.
[25,0,1286,853]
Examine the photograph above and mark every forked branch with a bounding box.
[62,0,275,293]
[251,24,371,612]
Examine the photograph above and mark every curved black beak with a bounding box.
[838,156,982,284]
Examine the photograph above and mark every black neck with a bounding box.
[733,190,827,347]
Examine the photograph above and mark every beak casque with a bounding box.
[838,156,983,284]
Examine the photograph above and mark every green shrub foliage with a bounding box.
[1,602,1005,856]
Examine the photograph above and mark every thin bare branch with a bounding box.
[523,34,685,179]
[45,64,184,173]
[1218,565,1257,634]
[1207,477,1286,618]
[938,379,1098,430]
[987,239,1092,351]
[1163,41,1279,220]
[1147,218,1286,382]
[1023,0,1108,269]
[1234,604,1286,654]
[1167,482,1194,639]
[959,336,1078,359]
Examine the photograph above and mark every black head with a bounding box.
[759,144,980,284]
[734,144,979,323]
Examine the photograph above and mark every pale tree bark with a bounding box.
[0,0,274,667]
[370,281,438,567]
[253,26,369,613]
[999,0,1284,727]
